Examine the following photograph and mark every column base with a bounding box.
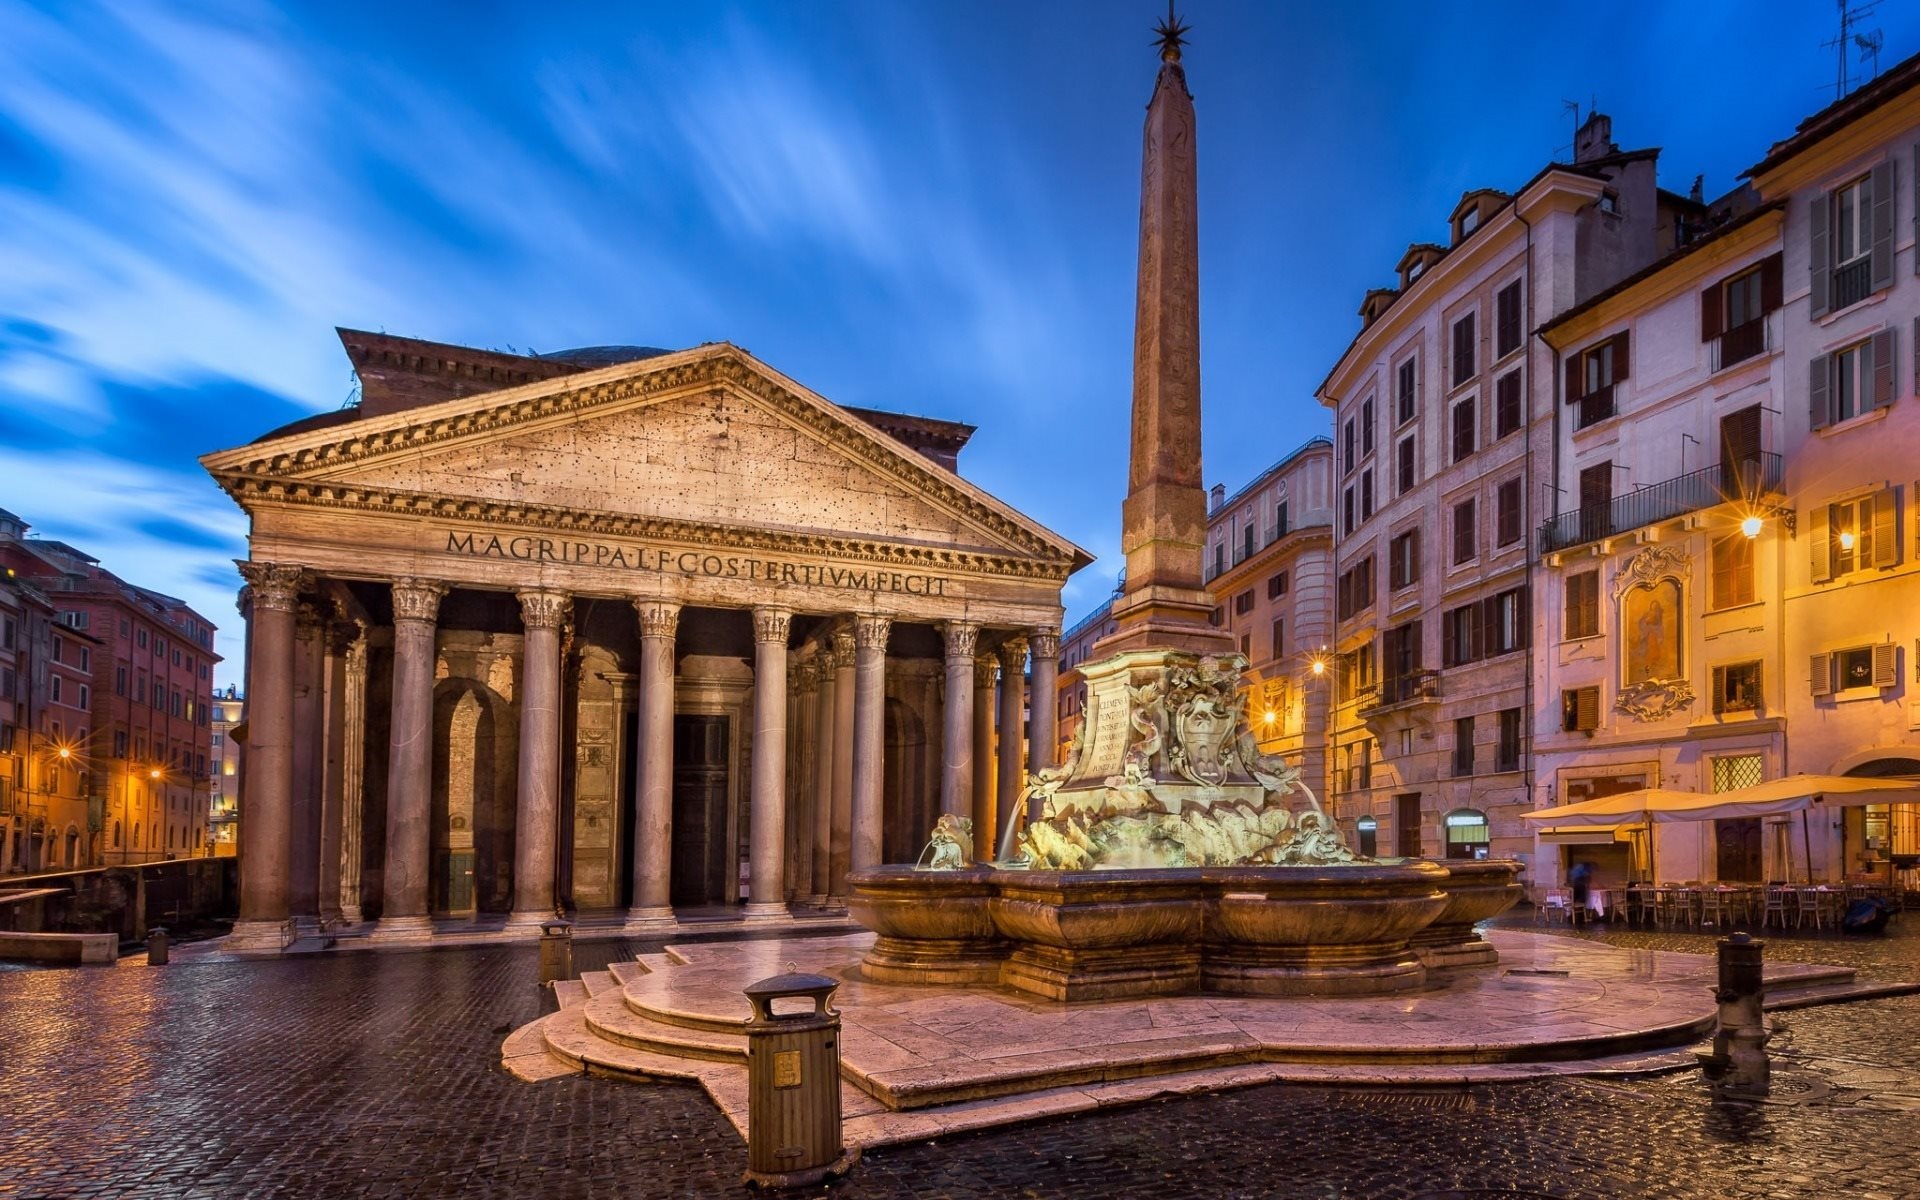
[339,904,364,925]
[503,910,555,935]
[369,915,436,942]
[226,919,294,955]
[805,893,829,908]
[742,902,791,923]
[623,906,678,933]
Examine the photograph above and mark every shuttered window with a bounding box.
[1452,312,1477,386]
[1818,488,1903,580]
[1451,397,1476,462]
[1710,533,1756,609]
[1389,529,1420,590]
[1452,498,1476,565]
[1813,162,1895,317]
[1495,281,1523,358]
[1562,686,1600,733]
[1711,662,1762,715]
[1495,478,1523,547]
[1396,436,1417,494]
[1563,571,1599,640]
[1494,369,1523,439]
[1816,644,1900,695]
[1396,357,1418,425]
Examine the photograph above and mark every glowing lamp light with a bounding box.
[1263,710,1278,725]
[1840,530,1857,551]
[57,747,72,760]
[149,768,162,780]
[1310,659,1327,677]
[1740,515,1763,539]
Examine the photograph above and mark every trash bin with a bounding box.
[538,918,573,986]
[146,926,169,966]
[742,969,858,1187]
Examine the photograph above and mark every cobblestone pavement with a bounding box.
[1,920,1916,1199]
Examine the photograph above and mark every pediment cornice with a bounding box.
[203,345,1090,570]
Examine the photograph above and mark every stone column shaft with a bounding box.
[849,615,891,874]
[971,656,997,861]
[231,562,305,952]
[939,623,978,823]
[316,620,352,925]
[338,628,369,923]
[509,590,569,930]
[1026,629,1061,820]
[810,662,836,905]
[828,630,856,901]
[995,638,1027,850]
[287,607,325,927]
[745,608,791,920]
[374,578,446,939]
[628,600,679,927]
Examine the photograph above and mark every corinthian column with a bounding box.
[337,622,370,923]
[627,599,679,929]
[1027,629,1061,788]
[828,628,856,902]
[939,622,978,822]
[971,655,997,861]
[508,589,569,931]
[745,607,791,921]
[287,603,325,930]
[849,614,891,873]
[995,637,1028,848]
[230,561,307,953]
[316,614,354,925]
[373,578,446,940]
[809,657,835,906]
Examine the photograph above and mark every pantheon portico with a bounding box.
[203,334,1086,950]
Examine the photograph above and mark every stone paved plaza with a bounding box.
[1,920,1918,1199]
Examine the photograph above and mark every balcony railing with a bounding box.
[1833,256,1873,311]
[1714,318,1769,371]
[1572,384,1616,431]
[1539,452,1784,553]
[1360,670,1440,716]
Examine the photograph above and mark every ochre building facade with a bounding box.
[204,334,1085,950]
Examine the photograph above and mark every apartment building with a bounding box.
[1201,437,1336,802]
[210,686,245,855]
[1318,113,1699,867]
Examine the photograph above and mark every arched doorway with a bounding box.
[1845,757,1920,886]
[1444,808,1489,860]
[432,680,517,917]
[64,826,80,868]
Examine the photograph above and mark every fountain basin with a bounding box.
[1405,858,1526,968]
[848,859,1509,1000]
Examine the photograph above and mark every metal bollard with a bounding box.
[146,926,170,966]
[538,918,573,987]
[742,968,858,1188]
[1699,931,1769,1098]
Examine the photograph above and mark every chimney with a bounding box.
[1574,112,1616,164]
[1209,483,1226,513]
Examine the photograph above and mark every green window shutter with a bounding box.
[1810,652,1833,698]
[1873,642,1898,689]
[1873,486,1901,568]
[1811,190,1832,319]
[1871,327,1897,409]
[1871,158,1896,293]
[1809,503,1833,584]
[1809,353,1832,431]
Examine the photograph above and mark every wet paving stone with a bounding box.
[0,919,1916,1199]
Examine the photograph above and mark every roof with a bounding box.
[1537,200,1787,338]
[1210,436,1333,516]
[1745,48,1920,179]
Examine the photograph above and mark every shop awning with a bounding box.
[1524,776,1920,827]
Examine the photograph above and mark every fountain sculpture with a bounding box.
[846,11,1519,1000]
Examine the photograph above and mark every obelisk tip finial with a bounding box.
[1152,1,1190,63]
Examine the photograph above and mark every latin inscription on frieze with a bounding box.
[440,530,949,597]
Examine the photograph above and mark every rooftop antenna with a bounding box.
[1856,28,1885,83]
[1562,99,1581,154]
[1824,0,1881,98]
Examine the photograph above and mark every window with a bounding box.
[1336,557,1376,621]
[1705,258,1780,369]
[1495,280,1523,358]
[1711,661,1763,715]
[1208,607,1224,627]
[1361,397,1375,456]
[1451,498,1476,565]
[1487,586,1527,656]
[1812,644,1897,696]
[1396,358,1417,425]
[77,684,89,709]
[1441,604,1482,667]
[1816,167,1891,315]
[1242,522,1255,561]
[1267,571,1289,599]
[79,647,90,672]
[1563,571,1599,639]
[1566,334,1627,429]
[1712,753,1765,794]
[1813,488,1900,581]
[1452,716,1475,776]
[1381,620,1423,700]
[1388,529,1420,590]
[1356,815,1378,858]
[1395,436,1416,494]
[1239,633,1251,656]
[50,675,61,704]
[1360,469,1375,522]
[1460,207,1481,237]
[1451,397,1476,462]
[1342,486,1355,536]
[1495,478,1522,547]
[1835,174,1871,269]
[1496,708,1523,772]
[51,635,63,665]
[1726,268,1762,326]
[1234,590,1255,616]
[1342,418,1356,474]
[1562,686,1600,733]
[1445,809,1489,859]
[1810,332,1892,429]
[137,628,148,650]
[1494,370,1523,439]
[115,665,127,697]
[1710,533,1755,609]
[1451,312,1476,386]
[1275,501,1289,537]
[1271,618,1284,658]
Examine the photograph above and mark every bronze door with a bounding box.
[671,714,731,907]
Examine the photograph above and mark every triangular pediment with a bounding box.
[203,344,1088,572]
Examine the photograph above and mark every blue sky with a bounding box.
[3,0,1916,687]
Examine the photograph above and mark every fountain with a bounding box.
[846,11,1518,999]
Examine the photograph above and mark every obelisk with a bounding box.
[1096,7,1234,658]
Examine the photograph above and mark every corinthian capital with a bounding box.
[1027,628,1061,661]
[236,561,308,613]
[830,628,856,668]
[389,578,448,624]
[517,589,571,631]
[940,620,980,661]
[853,614,892,651]
[974,655,1000,689]
[996,636,1029,671]
[634,599,680,640]
[752,606,793,645]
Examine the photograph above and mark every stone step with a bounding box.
[1763,965,1858,994]
[541,1004,736,1087]
[584,990,747,1063]
[607,959,649,986]
[579,969,617,999]
[552,979,590,1010]
[1765,977,1920,1011]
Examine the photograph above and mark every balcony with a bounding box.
[1359,670,1440,740]
[1713,318,1769,371]
[1538,452,1784,554]
[1572,384,1616,431]
[1364,670,1441,711]
[1832,256,1873,311]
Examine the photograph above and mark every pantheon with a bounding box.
[203,331,1087,950]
